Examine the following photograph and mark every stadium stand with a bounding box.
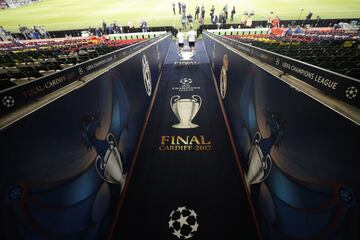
[0,37,142,90]
[0,0,40,9]
[227,30,360,79]
[0,0,7,9]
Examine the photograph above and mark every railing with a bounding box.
[108,31,167,40]
[207,28,269,36]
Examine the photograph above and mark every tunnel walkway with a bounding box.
[108,40,260,240]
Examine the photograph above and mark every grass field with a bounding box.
[0,0,359,32]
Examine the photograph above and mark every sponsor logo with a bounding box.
[220,54,228,99]
[142,54,152,96]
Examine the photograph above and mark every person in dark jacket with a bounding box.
[172,2,176,15]
[201,4,205,19]
[141,20,148,32]
[231,6,236,22]
[223,4,228,20]
[210,5,215,17]
[181,1,186,16]
[194,4,199,19]
[102,20,107,34]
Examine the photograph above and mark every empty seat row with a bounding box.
[230,35,360,79]
[0,39,144,91]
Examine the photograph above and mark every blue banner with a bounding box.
[204,33,359,240]
[0,34,171,240]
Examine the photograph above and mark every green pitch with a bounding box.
[0,0,359,32]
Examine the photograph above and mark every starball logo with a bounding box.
[180,78,192,85]
[2,96,15,107]
[172,78,200,92]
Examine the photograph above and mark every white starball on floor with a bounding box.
[168,206,199,239]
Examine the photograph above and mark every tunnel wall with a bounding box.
[204,32,359,240]
[0,34,171,240]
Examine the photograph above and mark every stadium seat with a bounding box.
[228,32,360,79]
[348,55,360,61]
[336,61,359,69]
[345,68,360,79]
[0,36,145,91]
[319,61,338,69]
[299,56,318,64]
[40,69,57,75]
[10,78,29,85]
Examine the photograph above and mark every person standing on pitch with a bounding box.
[102,20,107,34]
[176,28,185,53]
[172,2,176,15]
[246,14,253,28]
[210,5,215,18]
[267,11,274,28]
[187,26,196,52]
[194,4,199,20]
[141,20,148,32]
[201,4,205,19]
[231,6,236,22]
[182,1,186,16]
[181,15,187,30]
[223,3,228,20]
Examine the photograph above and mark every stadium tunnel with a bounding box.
[0,29,359,240]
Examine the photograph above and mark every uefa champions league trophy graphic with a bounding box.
[170,95,202,129]
[178,46,196,60]
[95,133,127,187]
[245,132,272,191]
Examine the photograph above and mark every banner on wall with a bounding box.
[0,34,171,240]
[205,31,360,109]
[203,33,359,240]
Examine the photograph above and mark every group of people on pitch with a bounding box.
[176,27,197,53]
